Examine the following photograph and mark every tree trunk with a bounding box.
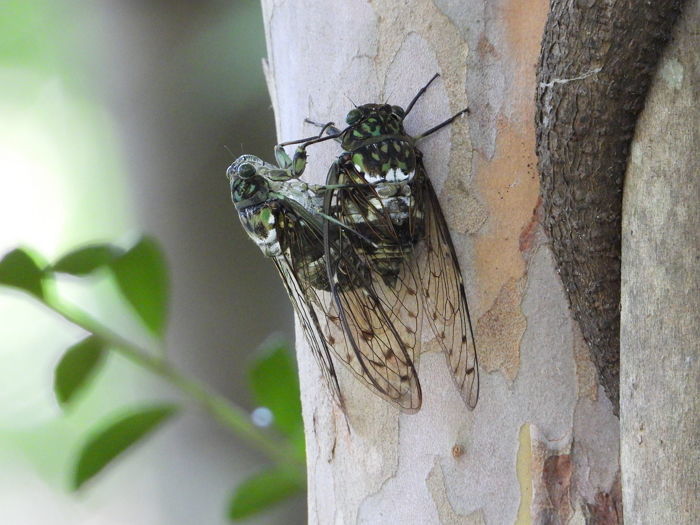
[535,0,686,415]
[261,1,619,522]
[620,1,700,522]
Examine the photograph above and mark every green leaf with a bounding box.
[53,244,123,275]
[249,341,302,438]
[54,336,106,407]
[72,404,178,490]
[110,237,169,336]
[0,248,46,299]
[228,467,304,520]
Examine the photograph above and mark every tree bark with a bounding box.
[620,1,700,522]
[261,1,620,522]
[535,0,686,414]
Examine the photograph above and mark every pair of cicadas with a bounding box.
[227,74,478,413]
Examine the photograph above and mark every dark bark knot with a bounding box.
[535,0,687,415]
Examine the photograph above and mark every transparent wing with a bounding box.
[272,205,344,410]
[414,164,479,409]
[321,162,423,412]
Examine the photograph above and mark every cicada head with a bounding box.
[227,155,271,211]
[227,155,285,257]
[341,104,408,150]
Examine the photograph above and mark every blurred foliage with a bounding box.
[228,466,305,520]
[0,0,294,521]
[54,336,106,406]
[72,404,178,490]
[109,238,170,337]
[250,342,304,441]
[0,0,67,79]
[53,245,124,277]
[0,248,47,299]
[0,238,306,520]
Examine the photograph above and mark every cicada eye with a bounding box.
[391,105,406,119]
[237,163,256,179]
[346,108,362,125]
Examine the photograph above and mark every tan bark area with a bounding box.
[620,1,700,522]
[261,1,620,522]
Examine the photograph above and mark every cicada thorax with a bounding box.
[333,105,426,287]
[275,210,331,291]
[339,103,406,149]
[238,196,338,293]
[236,202,279,257]
[229,165,327,292]
[230,173,281,257]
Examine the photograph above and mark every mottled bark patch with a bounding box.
[541,453,573,524]
[427,460,486,525]
[573,324,599,402]
[535,0,687,413]
[518,196,542,255]
[532,451,574,524]
[476,277,527,381]
[443,180,487,235]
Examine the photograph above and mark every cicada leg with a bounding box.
[273,123,342,179]
[413,108,470,141]
[304,119,343,139]
[404,73,440,116]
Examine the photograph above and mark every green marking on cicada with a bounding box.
[259,206,273,226]
[292,147,307,176]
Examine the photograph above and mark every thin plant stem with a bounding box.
[41,279,305,473]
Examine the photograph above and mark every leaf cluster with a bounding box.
[0,237,305,520]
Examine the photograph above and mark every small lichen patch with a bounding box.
[476,277,527,381]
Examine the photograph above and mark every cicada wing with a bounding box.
[320,163,423,412]
[333,167,424,359]
[414,164,479,409]
[326,232,422,412]
[272,205,344,410]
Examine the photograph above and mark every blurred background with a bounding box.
[0,1,303,523]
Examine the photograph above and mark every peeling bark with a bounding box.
[583,474,623,525]
[535,0,686,413]
[532,443,574,524]
[261,0,620,522]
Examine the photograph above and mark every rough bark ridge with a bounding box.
[535,0,686,413]
[621,1,700,521]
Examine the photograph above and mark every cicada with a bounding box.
[226,153,345,407]
[227,74,479,413]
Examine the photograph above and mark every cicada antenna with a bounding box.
[223,144,236,159]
